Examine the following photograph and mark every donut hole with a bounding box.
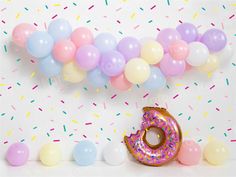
[144,127,165,149]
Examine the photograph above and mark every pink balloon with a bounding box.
[12,23,36,48]
[160,54,186,77]
[71,27,93,48]
[110,73,132,91]
[53,39,76,63]
[168,40,189,60]
[185,63,192,71]
[177,140,201,166]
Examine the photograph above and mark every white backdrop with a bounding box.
[0,0,236,161]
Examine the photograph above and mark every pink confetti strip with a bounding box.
[173,94,179,99]
[111,94,117,99]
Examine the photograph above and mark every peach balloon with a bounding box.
[110,73,132,91]
[53,39,76,63]
[71,27,93,48]
[168,40,189,60]
[12,23,36,48]
[177,140,201,166]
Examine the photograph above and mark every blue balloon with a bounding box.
[143,67,166,90]
[26,31,54,58]
[48,19,72,41]
[94,33,117,53]
[87,68,109,87]
[39,55,62,77]
[73,140,97,166]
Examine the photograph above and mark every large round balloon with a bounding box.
[71,27,93,48]
[200,29,227,52]
[176,23,198,43]
[216,44,233,65]
[12,23,36,48]
[198,54,219,73]
[87,68,109,87]
[110,73,132,91]
[99,50,126,76]
[168,40,189,60]
[94,33,117,53]
[39,143,61,166]
[124,58,150,84]
[39,55,62,77]
[48,19,72,41]
[26,31,54,58]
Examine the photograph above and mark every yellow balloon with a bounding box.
[204,140,229,165]
[62,61,86,83]
[141,40,164,64]
[39,143,62,166]
[124,58,150,84]
[198,55,219,73]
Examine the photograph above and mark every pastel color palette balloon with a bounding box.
[53,39,76,63]
[168,40,189,60]
[12,23,36,48]
[198,54,219,73]
[204,140,229,165]
[48,19,72,42]
[160,54,186,77]
[99,50,126,76]
[216,44,233,65]
[87,68,109,87]
[39,55,62,77]
[124,58,150,84]
[110,73,132,91]
[177,140,201,166]
[76,45,100,71]
[62,61,86,83]
[117,37,140,61]
[6,143,29,166]
[94,33,117,53]
[71,27,93,48]
[141,40,164,64]
[26,31,54,58]
[176,23,198,43]
[73,140,97,166]
[39,143,62,166]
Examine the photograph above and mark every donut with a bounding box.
[124,107,182,166]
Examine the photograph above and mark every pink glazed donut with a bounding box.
[124,107,182,166]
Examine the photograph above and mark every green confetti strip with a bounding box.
[105,0,108,6]
[188,116,191,120]
[208,100,212,103]
[107,138,111,141]
[178,113,183,116]
[4,45,7,52]
[63,125,66,132]
[226,78,229,85]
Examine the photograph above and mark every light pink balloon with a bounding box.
[160,54,186,77]
[12,23,36,48]
[168,40,189,60]
[71,27,93,48]
[110,73,132,91]
[53,39,76,63]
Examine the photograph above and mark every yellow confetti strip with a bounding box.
[53,3,61,6]
[130,12,136,19]
[231,3,236,6]
[31,72,36,78]
[76,15,80,21]
[6,130,13,137]
[31,135,37,141]
[74,91,80,98]
[197,96,202,101]
[26,112,31,119]
[71,119,79,124]
[16,12,21,19]
[19,96,25,100]
[113,129,117,133]
[183,131,189,137]
[122,130,127,137]
[125,112,133,117]
[207,72,213,78]
[193,12,199,19]
[93,113,100,119]
[175,83,183,87]
[203,112,208,118]
[0,83,6,86]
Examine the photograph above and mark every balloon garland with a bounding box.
[12,19,233,90]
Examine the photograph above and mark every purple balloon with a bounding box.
[160,54,186,77]
[200,29,227,52]
[156,28,181,52]
[117,37,140,61]
[176,23,198,43]
[76,45,100,71]
[99,50,126,77]
[6,143,29,166]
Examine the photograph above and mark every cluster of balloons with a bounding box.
[6,141,127,167]
[12,19,233,91]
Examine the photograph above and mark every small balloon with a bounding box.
[94,33,117,53]
[168,40,189,60]
[201,29,227,52]
[39,143,62,166]
[198,54,219,73]
[53,39,76,63]
[12,23,36,48]
[141,40,164,64]
[73,140,97,166]
[71,27,93,48]
[176,23,198,43]
[26,31,54,58]
[215,44,233,65]
[110,73,132,91]
[99,50,126,76]
[124,58,150,84]
[87,68,109,88]
[76,45,100,71]
[117,37,140,61]
[62,61,86,83]
[48,19,72,41]
[6,143,29,166]
[39,55,62,77]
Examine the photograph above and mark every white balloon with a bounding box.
[103,142,127,166]
[186,42,209,67]
[216,44,233,64]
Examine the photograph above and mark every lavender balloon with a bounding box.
[176,23,198,43]
[76,45,100,71]
[156,28,181,52]
[117,37,140,61]
[200,29,227,52]
[94,33,117,53]
[6,143,29,166]
[100,50,126,76]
